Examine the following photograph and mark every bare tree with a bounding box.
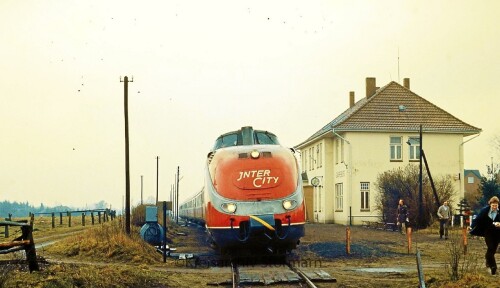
[375,164,456,228]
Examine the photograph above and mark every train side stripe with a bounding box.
[207,222,306,229]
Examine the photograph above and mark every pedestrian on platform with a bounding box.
[397,199,409,235]
[470,196,500,275]
[437,200,452,239]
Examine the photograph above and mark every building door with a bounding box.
[303,186,314,222]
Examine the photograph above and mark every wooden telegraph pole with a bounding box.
[121,75,133,235]
[418,124,423,229]
[156,156,160,204]
[176,166,180,224]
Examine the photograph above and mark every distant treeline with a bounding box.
[0,200,108,218]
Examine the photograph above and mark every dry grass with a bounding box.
[44,219,160,264]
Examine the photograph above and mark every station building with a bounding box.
[295,77,481,224]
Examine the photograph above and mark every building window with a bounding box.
[316,143,323,169]
[309,147,314,170]
[360,182,370,211]
[315,186,322,213]
[468,176,474,184]
[408,137,420,161]
[335,183,343,211]
[390,136,402,161]
[341,139,345,163]
[335,138,340,164]
[303,150,307,172]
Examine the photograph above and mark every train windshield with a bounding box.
[255,131,279,145]
[213,133,239,149]
[212,128,280,150]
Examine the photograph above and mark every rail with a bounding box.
[231,260,239,288]
[287,263,318,288]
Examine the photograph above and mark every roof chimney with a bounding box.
[403,78,410,89]
[366,77,376,99]
[349,91,355,107]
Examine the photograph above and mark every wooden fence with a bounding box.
[0,219,39,272]
[30,209,116,228]
[0,209,116,273]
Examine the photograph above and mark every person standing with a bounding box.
[397,199,409,235]
[437,200,451,239]
[470,196,500,275]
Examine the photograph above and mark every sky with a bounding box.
[1,1,499,212]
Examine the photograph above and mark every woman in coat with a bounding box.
[470,196,500,275]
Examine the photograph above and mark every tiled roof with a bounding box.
[300,81,482,146]
[464,169,482,179]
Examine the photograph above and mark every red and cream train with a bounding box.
[179,126,306,255]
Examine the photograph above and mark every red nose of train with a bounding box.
[208,146,298,200]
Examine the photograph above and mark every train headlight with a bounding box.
[250,150,260,159]
[282,199,297,210]
[221,203,237,213]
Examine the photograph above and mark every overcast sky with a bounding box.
[1,1,499,211]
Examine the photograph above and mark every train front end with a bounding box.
[204,127,305,255]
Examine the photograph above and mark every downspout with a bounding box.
[333,128,352,225]
[459,133,481,199]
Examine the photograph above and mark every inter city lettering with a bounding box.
[236,169,280,188]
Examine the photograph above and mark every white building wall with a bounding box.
[333,131,464,225]
[300,131,465,225]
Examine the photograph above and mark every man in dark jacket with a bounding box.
[470,196,500,275]
[397,199,409,235]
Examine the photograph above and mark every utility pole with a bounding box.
[120,75,133,235]
[418,124,423,229]
[156,156,160,204]
[176,166,180,224]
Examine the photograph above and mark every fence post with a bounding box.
[462,226,468,255]
[407,227,412,254]
[60,212,63,225]
[346,226,351,255]
[51,212,55,228]
[22,224,39,272]
[68,212,71,227]
[82,213,85,226]
[416,249,426,288]
[4,218,8,238]
[91,212,95,225]
[98,212,102,224]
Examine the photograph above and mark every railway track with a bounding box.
[228,258,335,288]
